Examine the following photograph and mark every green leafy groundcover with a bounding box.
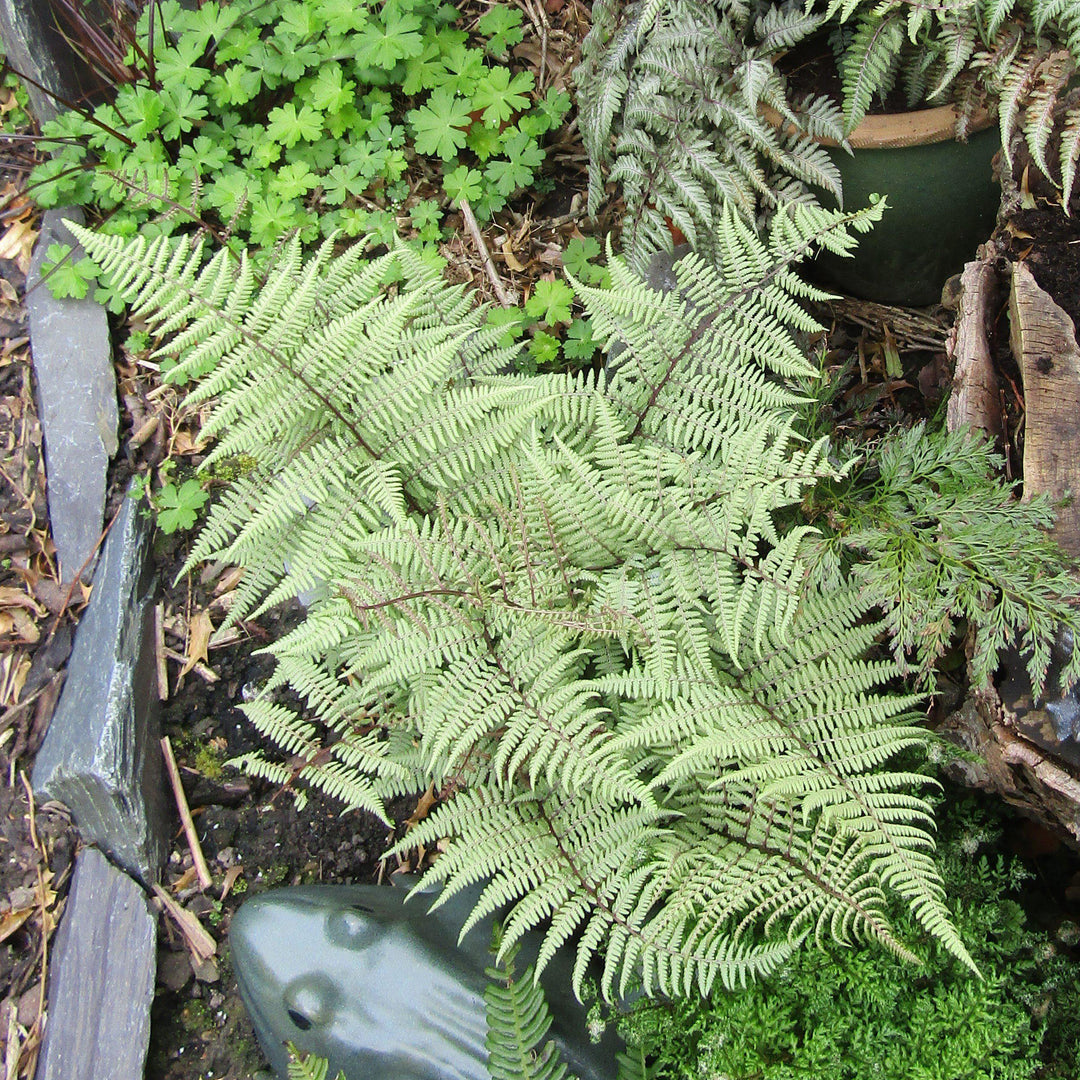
[31,0,570,249]
[613,794,1080,1080]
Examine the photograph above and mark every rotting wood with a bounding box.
[830,296,950,352]
[946,256,1002,440]
[1009,260,1080,556]
[941,686,1080,846]
[939,258,1080,850]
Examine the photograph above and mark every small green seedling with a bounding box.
[155,479,210,533]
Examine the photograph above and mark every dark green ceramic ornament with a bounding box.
[230,880,621,1080]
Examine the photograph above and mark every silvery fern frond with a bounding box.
[577,0,845,270]
[582,0,1080,254]
[69,201,981,998]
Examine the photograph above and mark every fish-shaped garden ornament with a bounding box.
[229,879,622,1080]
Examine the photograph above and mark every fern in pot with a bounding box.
[577,0,1080,303]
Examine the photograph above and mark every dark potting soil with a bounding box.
[1003,176,1080,337]
[145,536,423,1080]
[780,30,924,119]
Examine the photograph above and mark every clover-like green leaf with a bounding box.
[472,68,534,125]
[442,163,483,206]
[407,87,472,160]
[310,63,357,114]
[355,7,424,70]
[155,479,209,534]
[478,4,524,58]
[41,242,99,300]
[525,278,574,325]
[267,102,325,146]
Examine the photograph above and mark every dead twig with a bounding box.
[151,883,216,962]
[17,773,49,1080]
[153,603,168,702]
[458,197,514,308]
[160,736,213,891]
[47,497,127,638]
[162,648,218,683]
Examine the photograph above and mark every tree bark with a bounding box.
[946,255,1001,440]
[1009,260,1080,556]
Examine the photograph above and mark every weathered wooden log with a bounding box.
[945,255,1001,440]
[938,257,1080,850]
[941,685,1080,846]
[1009,260,1080,556]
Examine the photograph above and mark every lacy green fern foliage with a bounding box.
[285,1044,346,1080]
[68,200,982,999]
[486,934,577,1080]
[614,793,1080,1080]
[806,422,1080,699]
[576,0,847,270]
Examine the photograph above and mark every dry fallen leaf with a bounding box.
[170,428,209,456]
[405,782,437,830]
[0,655,30,707]
[0,220,37,276]
[0,611,38,645]
[0,589,45,617]
[0,910,32,946]
[501,240,526,273]
[179,609,214,678]
[212,565,244,597]
[171,865,200,893]
[220,865,244,902]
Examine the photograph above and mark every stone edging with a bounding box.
[26,211,163,1080]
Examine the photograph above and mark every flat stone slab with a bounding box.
[0,0,86,123]
[32,489,166,883]
[231,881,621,1080]
[27,207,117,584]
[35,846,157,1080]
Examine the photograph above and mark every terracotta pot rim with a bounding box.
[843,103,997,149]
[763,102,998,149]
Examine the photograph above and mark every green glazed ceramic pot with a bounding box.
[805,106,1001,306]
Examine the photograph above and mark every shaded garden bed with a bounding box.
[4,2,1080,1079]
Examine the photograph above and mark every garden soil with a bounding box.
[146,565,424,1080]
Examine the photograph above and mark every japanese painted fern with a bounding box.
[580,0,1080,272]
[70,204,980,998]
[577,0,847,270]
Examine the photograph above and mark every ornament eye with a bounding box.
[325,907,378,950]
[287,1009,311,1031]
[283,974,337,1032]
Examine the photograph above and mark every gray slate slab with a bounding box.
[27,208,117,585]
[32,490,167,883]
[0,0,87,123]
[34,847,157,1080]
